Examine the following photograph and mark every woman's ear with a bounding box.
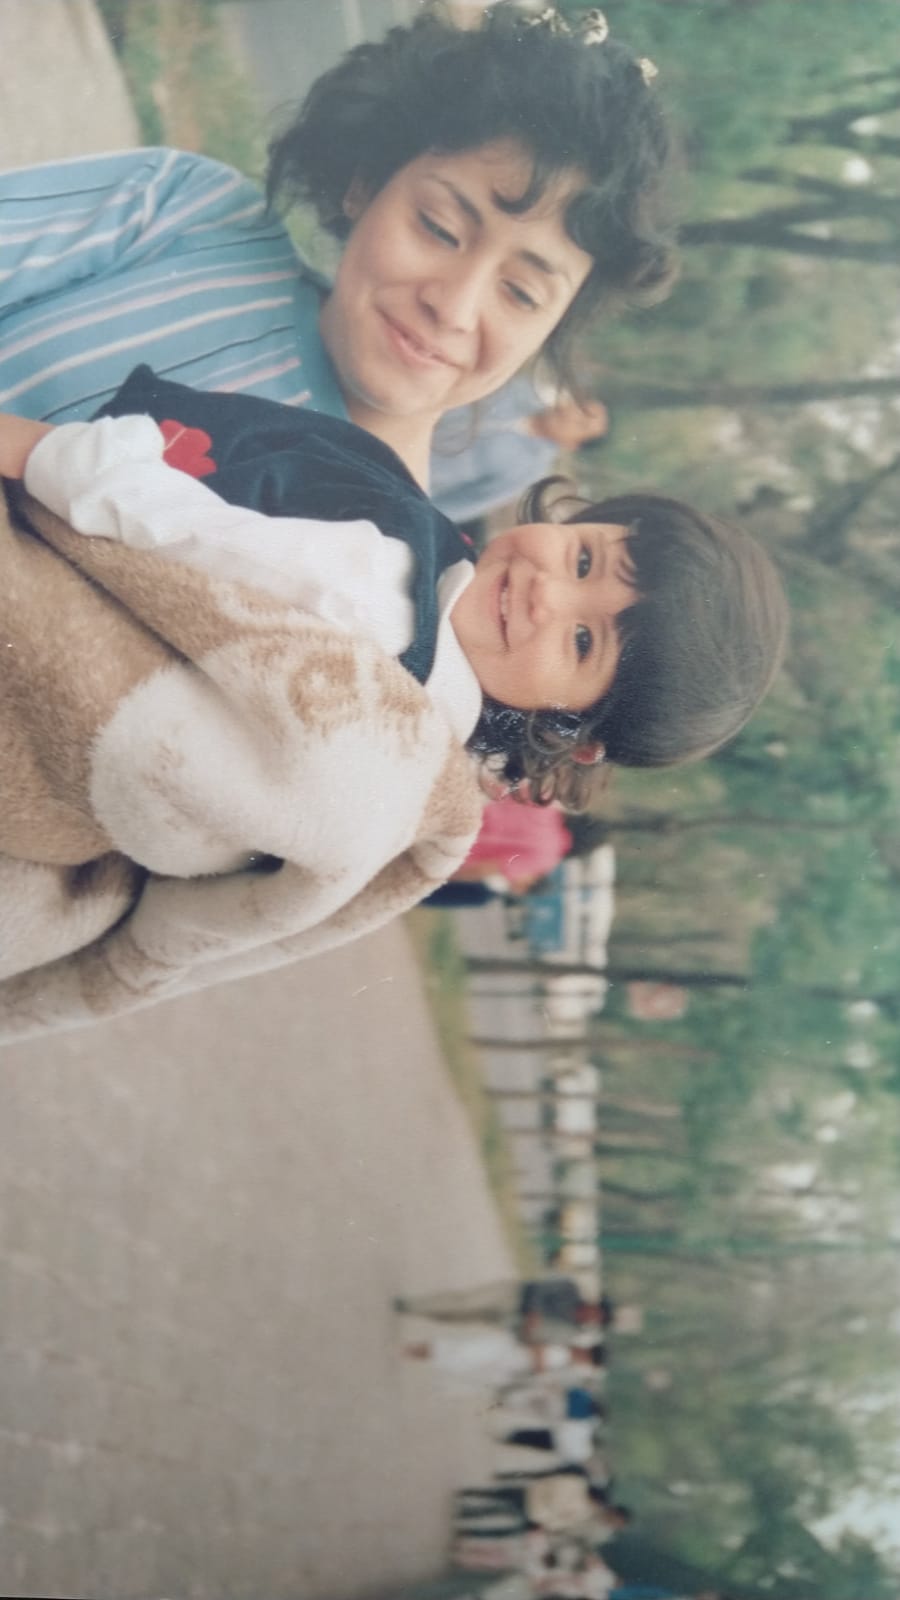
[342,177,369,222]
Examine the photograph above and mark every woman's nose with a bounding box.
[419,258,487,333]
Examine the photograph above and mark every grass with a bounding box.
[96,0,341,275]
[406,908,537,1273]
[96,0,267,178]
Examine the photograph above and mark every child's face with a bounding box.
[451,520,638,713]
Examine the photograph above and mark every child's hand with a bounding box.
[0,413,53,479]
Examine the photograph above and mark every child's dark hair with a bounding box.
[468,485,789,807]
[267,2,676,390]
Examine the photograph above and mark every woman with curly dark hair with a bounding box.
[0,4,675,487]
[267,2,675,481]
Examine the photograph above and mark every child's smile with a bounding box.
[451,520,639,713]
[497,568,511,646]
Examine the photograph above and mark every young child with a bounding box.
[4,364,788,810]
[0,372,786,1037]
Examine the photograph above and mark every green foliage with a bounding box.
[407,911,534,1270]
[97,0,165,145]
[594,541,900,1592]
[549,33,900,1596]
[573,1,900,411]
[568,0,900,183]
[96,0,265,177]
[755,840,900,994]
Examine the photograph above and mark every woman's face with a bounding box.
[319,140,592,478]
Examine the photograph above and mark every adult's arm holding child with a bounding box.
[0,413,52,477]
[15,412,419,653]
[0,485,483,1040]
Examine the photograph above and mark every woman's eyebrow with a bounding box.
[519,246,574,287]
[428,176,575,287]
[429,176,481,224]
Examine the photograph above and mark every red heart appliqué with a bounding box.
[159,419,217,479]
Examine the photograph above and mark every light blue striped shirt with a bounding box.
[0,147,348,423]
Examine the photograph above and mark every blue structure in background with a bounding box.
[520,865,567,952]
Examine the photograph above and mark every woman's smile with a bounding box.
[378,310,456,372]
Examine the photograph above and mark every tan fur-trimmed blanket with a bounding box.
[0,485,483,1042]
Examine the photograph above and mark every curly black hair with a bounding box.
[467,483,789,807]
[267,2,677,389]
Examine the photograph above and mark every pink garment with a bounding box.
[464,796,573,886]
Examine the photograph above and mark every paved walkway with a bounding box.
[1,927,509,1599]
[0,7,510,1596]
[0,0,138,167]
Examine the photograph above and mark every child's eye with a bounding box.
[420,212,458,248]
[575,624,593,662]
[577,544,592,579]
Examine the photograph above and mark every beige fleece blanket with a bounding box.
[0,485,483,1041]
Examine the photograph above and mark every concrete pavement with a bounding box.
[1,927,510,1598]
[0,0,138,167]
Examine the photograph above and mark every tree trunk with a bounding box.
[742,165,900,215]
[518,1190,601,1203]
[596,373,900,411]
[469,1035,582,1052]
[600,1180,684,1204]
[482,1087,574,1101]
[468,956,750,989]
[601,1094,682,1119]
[601,811,854,835]
[469,955,900,1017]
[802,450,900,564]
[787,88,900,144]
[682,218,900,263]
[597,1037,717,1064]
[591,1129,674,1152]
